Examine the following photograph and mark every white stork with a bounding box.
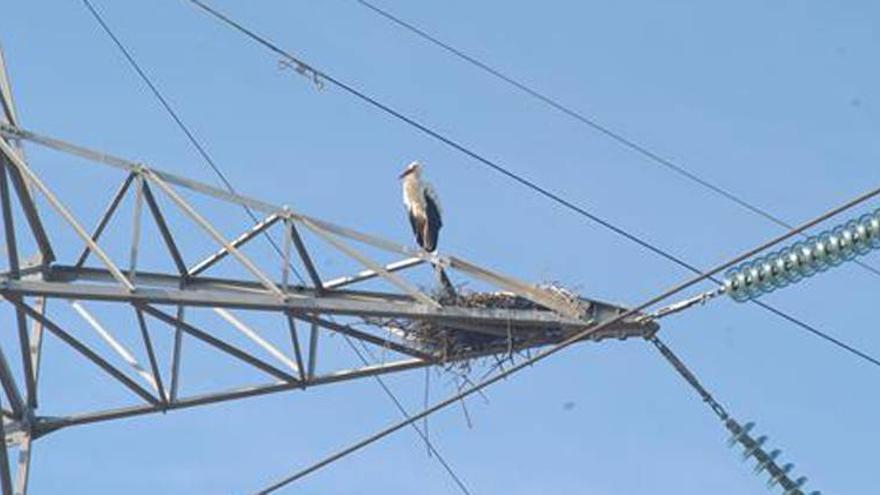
[399,161,443,252]
[399,161,455,295]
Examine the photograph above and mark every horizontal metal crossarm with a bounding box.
[45,266,654,335]
[0,44,664,495]
[0,121,661,474]
[1,275,606,327]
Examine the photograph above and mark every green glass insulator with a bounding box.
[722,209,880,302]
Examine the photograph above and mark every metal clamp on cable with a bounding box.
[636,286,724,325]
[278,59,325,90]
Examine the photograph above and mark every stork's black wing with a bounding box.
[423,193,442,252]
[408,210,425,249]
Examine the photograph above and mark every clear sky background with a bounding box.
[2,1,879,493]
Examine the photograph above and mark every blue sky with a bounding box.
[2,1,879,493]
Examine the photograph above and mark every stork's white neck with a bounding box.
[402,173,425,212]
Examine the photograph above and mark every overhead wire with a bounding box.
[343,336,473,495]
[79,1,475,492]
[254,177,880,493]
[751,298,880,367]
[184,0,880,370]
[354,0,880,280]
[81,0,308,285]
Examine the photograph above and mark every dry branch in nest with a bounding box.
[364,284,589,368]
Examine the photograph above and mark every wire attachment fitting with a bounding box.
[278,59,325,90]
[637,286,723,325]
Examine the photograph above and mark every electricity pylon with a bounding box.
[0,47,656,493]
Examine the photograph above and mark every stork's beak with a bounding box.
[399,162,419,179]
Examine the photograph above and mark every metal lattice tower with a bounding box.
[0,46,656,493]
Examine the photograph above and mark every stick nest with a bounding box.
[365,284,587,365]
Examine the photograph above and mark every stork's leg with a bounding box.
[434,264,456,299]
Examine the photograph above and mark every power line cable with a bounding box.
[343,336,473,495]
[751,299,880,367]
[185,0,880,370]
[81,0,308,285]
[254,178,880,493]
[354,0,880,279]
